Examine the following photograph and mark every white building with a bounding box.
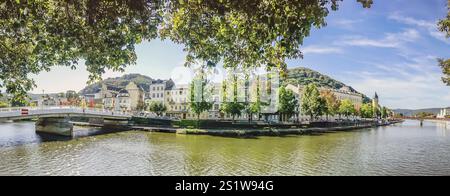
[100,82,145,112]
[437,108,450,119]
[286,84,364,121]
[148,80,174,103]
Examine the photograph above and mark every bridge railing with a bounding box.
[0,107,131,118]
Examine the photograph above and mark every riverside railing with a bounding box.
[0,107,131,118]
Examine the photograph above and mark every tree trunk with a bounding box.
[197,114,200,128]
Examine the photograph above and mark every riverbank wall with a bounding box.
[132,120,403,137]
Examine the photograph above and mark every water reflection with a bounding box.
[1,120,450,176]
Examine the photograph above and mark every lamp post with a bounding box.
[41,89,45,110]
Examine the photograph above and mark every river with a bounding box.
[0,120,449,176]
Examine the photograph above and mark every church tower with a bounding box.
[372,92,379,118]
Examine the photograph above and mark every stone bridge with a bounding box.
[0,107,132,137]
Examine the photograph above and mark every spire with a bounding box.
[374,92,379,99]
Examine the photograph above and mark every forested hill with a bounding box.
[285,67,371,102]
[79,68,370,103]
[79,74,153,95]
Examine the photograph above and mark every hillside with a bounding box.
[285,67,371,102]
[79,74,153,95]
[78,68,370,103]
[393,108,446,117]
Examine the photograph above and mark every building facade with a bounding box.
[286,84,364,119]
[100,82,145,112]
[148,80,174,103]
[437,108,450,119]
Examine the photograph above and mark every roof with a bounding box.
[107,86,122,92]
[151,79,167,84]
[118,89,129,94]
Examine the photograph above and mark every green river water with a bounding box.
[0,120,449,176]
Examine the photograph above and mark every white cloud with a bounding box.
[351,77,449,109]
[389,13,450,44]
[331,19,364,30]
[338,29,420,48]
[301,46,344,54]
[344,56,450,109]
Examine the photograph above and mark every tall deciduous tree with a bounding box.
[339,99,355,120]
[360,103,373,119]
[222,73,244,122]
[278,86,298,122]
[321,90,339,121]
[246,76,263,122]
[189,68,213,122]
[301,84,326,121]
[381,106,388,119]
[148,101,167,117]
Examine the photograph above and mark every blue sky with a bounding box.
[31,0,450,109]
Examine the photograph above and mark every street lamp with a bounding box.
[41,89,45,110]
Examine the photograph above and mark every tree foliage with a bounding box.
[189,71,213,120]
[360,103,373,118]
[161,0,372,71]
[439,1,450,85]
[438,0,450,38]
[246,76,263,122]
[0,100,9,108]
[1,0,373,102]
[278,86,298,121]
[148,101,167,116]
[320,89,339,119]
[222,73,244,122]
[381,106,388,119]
[339,99,355,119]
[301,83,326,121]
[0,0,162,102]
[439,58,450,86]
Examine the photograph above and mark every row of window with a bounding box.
[152,93,164,98]
[151,86,164,91]
[166,90,186,96]
[167,98,187,103]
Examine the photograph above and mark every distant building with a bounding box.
[286,84,364,121]
[148,79,174,103]
[100,82,145,112]
[125,82,145,111]
[372,92,381,118]
[437,108,450,119]
[165,84,190,119]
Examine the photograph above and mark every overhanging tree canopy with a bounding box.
[438,1,450,85]
[0,0,162,103]
[1,0,373,102]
